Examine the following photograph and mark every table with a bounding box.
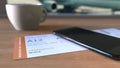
[0,18,120,68]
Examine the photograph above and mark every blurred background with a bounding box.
[6,0,120,16]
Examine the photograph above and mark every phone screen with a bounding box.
[54,27,120,60]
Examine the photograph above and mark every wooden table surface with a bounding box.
[0,18,120,68]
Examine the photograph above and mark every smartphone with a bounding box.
[53,27,120,60]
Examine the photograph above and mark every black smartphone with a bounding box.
[53,27,120,60]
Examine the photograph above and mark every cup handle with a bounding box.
[40,8,47,22]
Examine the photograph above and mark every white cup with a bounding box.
[5,3,47,30]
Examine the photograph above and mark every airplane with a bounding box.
[39,0,120,13]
